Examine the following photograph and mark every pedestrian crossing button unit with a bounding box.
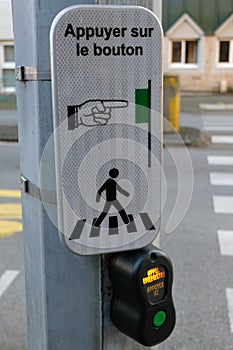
[109,245,176,347]
[50,5,163,255]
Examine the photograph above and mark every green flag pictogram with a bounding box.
[135,88,149,123]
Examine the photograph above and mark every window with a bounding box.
[215,13,233,67]
[166,14,203,69]
[218,40,233,64]
[171,40,198,65]
[3,69,16,89]
[4,45,14,62]
[0,43,15,92]
[185,41,197,64]
[172,42,182,62]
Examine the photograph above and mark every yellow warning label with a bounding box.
[142,267,165,285]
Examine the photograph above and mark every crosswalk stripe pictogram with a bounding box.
[109,216,119,236]
[69,212,155,240]
[139,212,155,230]
[90,218,100,238]
[126,214,137,233]
[69,219,86,240]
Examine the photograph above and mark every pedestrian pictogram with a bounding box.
[94,168,130,227]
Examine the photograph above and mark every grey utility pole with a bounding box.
[12,1,162,350]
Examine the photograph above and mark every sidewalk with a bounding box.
[0,109,18,141]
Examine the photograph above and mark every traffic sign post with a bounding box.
[49,5,163,255]
[12,1,164,349]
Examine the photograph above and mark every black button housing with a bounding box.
[109,245,176,347]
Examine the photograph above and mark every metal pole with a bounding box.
[12,0,162,349]
[12,1,102,350]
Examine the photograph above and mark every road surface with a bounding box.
[1,110,233,349]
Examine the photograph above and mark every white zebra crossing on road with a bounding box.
[203,115,233,131]
[217,230,233,256]
[207,156,233,166]
[208,149,233,334]
[211,135,233,144]
[210,173,233,186]
[0,270,19,298]
[213,196,233,214]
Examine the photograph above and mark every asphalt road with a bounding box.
[1,117,233,349]
[0,142,27,350]
[160,144,233,350]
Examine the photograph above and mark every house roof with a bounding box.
[163,0,233,34]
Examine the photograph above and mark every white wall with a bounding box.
[0,0,14,40]
[0,0,15,92]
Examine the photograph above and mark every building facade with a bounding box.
[0,0,15,93]
[1,0,233,93]
[163,0,233,92]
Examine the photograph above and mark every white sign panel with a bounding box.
[50,5,163,255]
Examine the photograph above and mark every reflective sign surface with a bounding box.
[50,5,163,255]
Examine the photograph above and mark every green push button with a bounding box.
[153,311,167,327]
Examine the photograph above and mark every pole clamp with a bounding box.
[21,176,57,204]
[16,66,51,81]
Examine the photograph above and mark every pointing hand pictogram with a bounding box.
[67,100,128,129]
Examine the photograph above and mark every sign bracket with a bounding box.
[16,66,51,81]
[21,176,57,204]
